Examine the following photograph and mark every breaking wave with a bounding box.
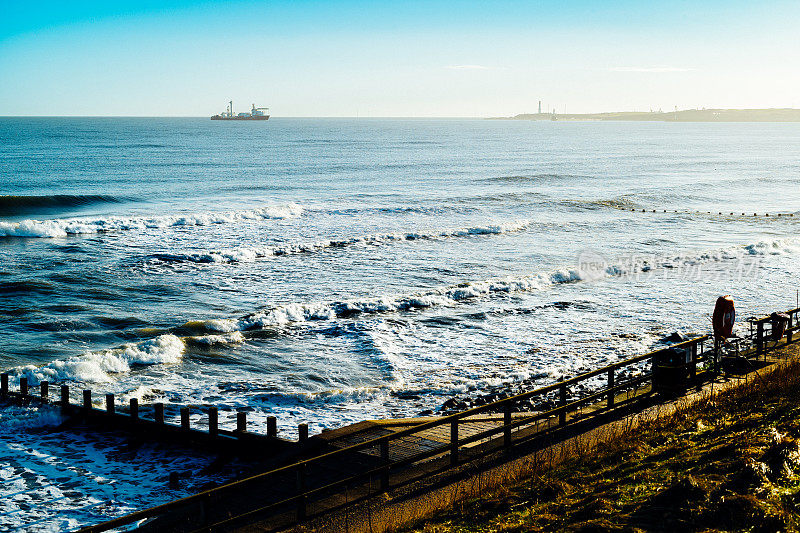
[144,219,532,264]
[9,335,186,384]
[0,194,124,217]
[184,236,800,333]
[0,203,303,238]
[7,331,247,385]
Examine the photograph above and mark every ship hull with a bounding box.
[211,115,270,120]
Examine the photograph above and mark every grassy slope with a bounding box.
[407,346,800,533]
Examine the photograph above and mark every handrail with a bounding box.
[78,334,710,532]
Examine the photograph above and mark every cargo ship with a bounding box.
[211,101,270,120]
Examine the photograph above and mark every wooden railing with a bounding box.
[75,336,716,532]
[5,306,799,532]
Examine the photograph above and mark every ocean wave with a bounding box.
[0,203,303,239]
[184,237,800,333]
[9,334,186,384]
[0,194,124,217]
[144,219,532,265]
[7,331,249,385]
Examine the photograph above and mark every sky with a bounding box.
[1,0,799,117]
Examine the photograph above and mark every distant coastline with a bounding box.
[497,108,800,122]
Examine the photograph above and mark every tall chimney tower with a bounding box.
[538,100,542,114]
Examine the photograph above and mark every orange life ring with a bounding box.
[713,295,735,339]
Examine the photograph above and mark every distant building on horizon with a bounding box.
[538,100,542,114]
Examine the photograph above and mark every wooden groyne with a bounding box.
[0,379,302,457]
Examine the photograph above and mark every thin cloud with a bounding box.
[445,64,491,70]
[610,66,696,73]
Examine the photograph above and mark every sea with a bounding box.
[1,117,800,530]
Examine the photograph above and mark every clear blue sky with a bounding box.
[1,0,799,116]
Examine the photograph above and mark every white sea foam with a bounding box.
[184,237,800,333]
[10,334,186,385]
[0,203,303,238]
[144,219,533,264]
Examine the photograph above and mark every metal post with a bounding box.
[41,381,49,400]
[83,389,92,411]
[503,402,512,449]
[267,416,277,438]
[559,383,567,426]
[105,394,114,415]
[181,407,190,430]
[450,419,459,466]
[607,369,615,408]
[296,465,307,521]
[60,385,69,408]
[129,398,138,420]
[298,423,308,443]
[379,437,390,492]
[236,412,246,433]
[0,373,7,397]
[208,407,218,437]
[154,402,164,424]
[20,377,27,397]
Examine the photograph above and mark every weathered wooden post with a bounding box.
[296,464,307,521]
[236,412,246,433]
[83,389,92,411]
[20,377,28,397]
[208,407,218,437]
[690,342,697,382]
[788,311,795,344]
[180,407,190,430]
[106,394,115,415]
[503,402,512,449]
[756,321,764,357]
[379,437,390,492]
[607,369,615,408]
[450,419,459,466]
[60,385,69,410]
[129,398,139,420]
[41,381,49,401]
[298,423,308,443]
[267,416,277,438]
[1,373,7,397]
[154,402,165,424]
[559,382,567,426]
